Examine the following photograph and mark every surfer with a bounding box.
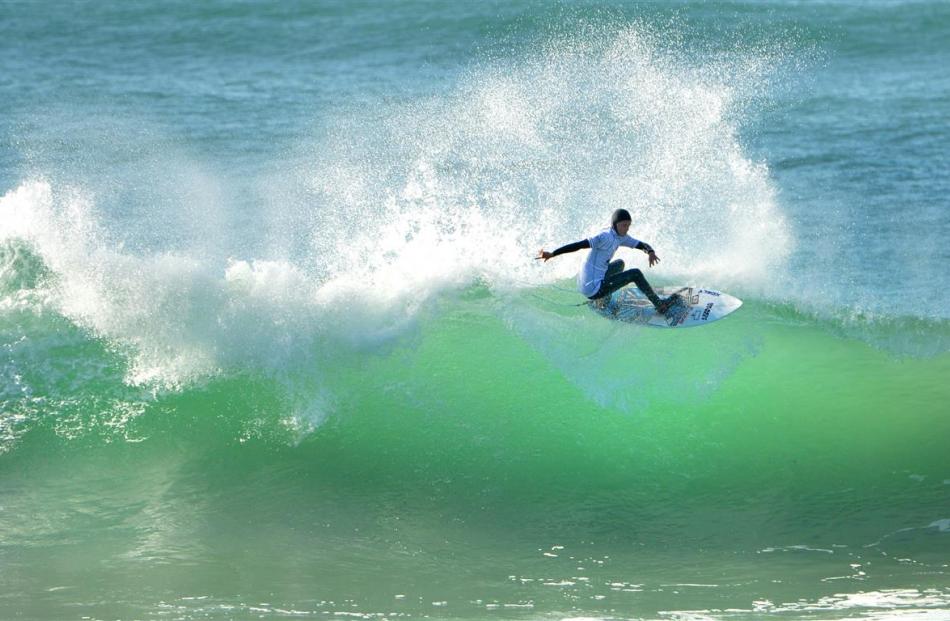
[537,209,682,314]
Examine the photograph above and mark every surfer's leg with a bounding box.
[597,269,684,315]
[588,261,626,302]
[598,268,664,308]
[604,260,624,280]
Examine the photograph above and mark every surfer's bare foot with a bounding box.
[656,294,684,315]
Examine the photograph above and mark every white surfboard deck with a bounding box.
[589,286,742,328]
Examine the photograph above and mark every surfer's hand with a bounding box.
[648,251,660,267]
[537,249,553,262]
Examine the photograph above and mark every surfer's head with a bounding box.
[611,209,632,235]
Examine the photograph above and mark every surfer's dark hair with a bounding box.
[611,209,632,230]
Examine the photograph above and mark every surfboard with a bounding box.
[588,286,742,328]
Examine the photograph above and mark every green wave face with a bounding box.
[3,287,949,620]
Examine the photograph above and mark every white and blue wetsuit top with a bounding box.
[577,228,640,297]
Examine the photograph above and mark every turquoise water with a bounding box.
[2,2,949,620]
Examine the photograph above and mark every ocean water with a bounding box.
[1,1,949,620]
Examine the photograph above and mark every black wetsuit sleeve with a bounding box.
[550,239,591,257]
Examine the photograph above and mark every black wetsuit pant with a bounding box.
[588,260,662,306]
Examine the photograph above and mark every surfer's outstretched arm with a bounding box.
[537,239,591,262]
[635,241,660,267]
